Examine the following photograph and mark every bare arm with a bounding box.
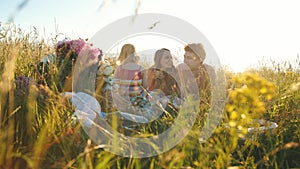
[141,68,148,90]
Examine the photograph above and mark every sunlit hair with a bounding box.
[118,44,136,64]
[184,43,206,60]
[153,48,173,69]
[150,48,179,96]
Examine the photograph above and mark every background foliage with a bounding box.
[0,23,299,169]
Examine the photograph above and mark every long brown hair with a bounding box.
[149,48,180,96]
[151,48,173,69]
[118,44,136,64]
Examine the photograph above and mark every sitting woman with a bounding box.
[147,48,182,120]
[113,44,148,112]
[146,48,182,134]
[148,48,180,97]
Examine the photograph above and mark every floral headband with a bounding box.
[56,38,102,59]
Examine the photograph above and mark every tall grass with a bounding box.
[0,23,299,169]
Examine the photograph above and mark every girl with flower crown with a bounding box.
[54,38,102,92]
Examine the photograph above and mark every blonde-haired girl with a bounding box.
[114,44,148,98]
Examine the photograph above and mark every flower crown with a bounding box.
[38,38,103,91]
[56,38,102,65]
[55,38,103,91]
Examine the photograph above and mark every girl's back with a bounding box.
[115,63,146,97]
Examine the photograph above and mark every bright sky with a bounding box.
[1,0,300,72]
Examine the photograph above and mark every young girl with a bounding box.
[114,44,148,98]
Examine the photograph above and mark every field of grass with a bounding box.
[0,23,299,169]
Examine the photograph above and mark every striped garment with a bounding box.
[115,65,144,97]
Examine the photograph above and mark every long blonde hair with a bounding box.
[118,44,136,64]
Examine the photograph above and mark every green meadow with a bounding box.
[0,23,299,169]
